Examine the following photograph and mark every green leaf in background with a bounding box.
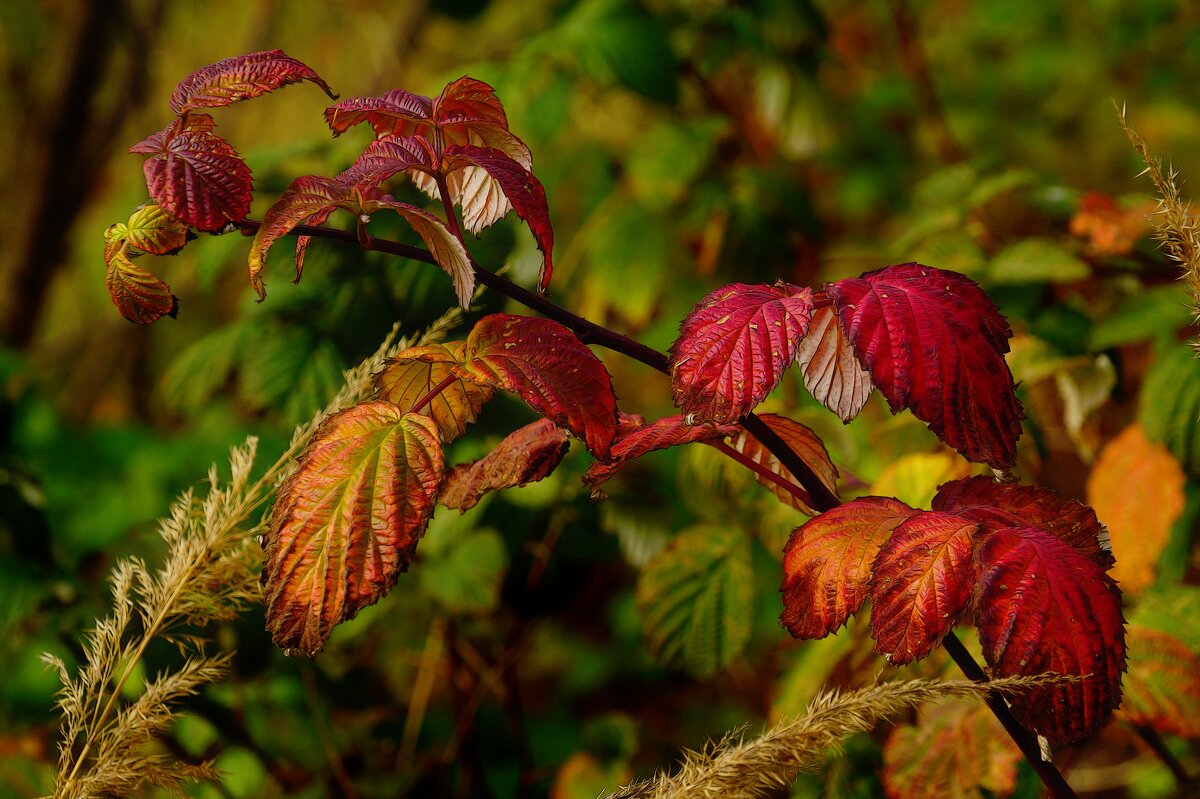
[562,0,680,104]
[418,527,509,614]
[1140,341,1200,477]
[627,119,724,211]
[161,321,256,413]
[577,200,671,327]
[987,238,1090,284]
[240,323,345,425]
[1131,583,1200,650]
[1088,284,1194,350]
[635,524,752,676]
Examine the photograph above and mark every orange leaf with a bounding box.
[263,403,443,655]
[440,419,570,511]
[375,342,493,442]
[104,244,178,324]
[169,49,336,114]
[1119,625,1200,738]
[454,314,619,460]
[781,496,917,640]
[582,414,739,489]
[883,700,1021,799]
[728,413,838,515]
[1087,423,1186,596]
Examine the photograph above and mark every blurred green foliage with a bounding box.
[3,0,1200,796]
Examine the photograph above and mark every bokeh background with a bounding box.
[2,0,1200,796]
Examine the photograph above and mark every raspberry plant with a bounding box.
[98,50,1138,797]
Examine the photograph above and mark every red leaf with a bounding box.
[248,175,473,306]
[440,419,570,511]
[883,700,1021,799]
[974,526,1126,745]
[375,342,493,442]
[263,404,443,655]
[933,475,1113,569]
[131,114,252,231]
[453,314,619,460]
[582,415,739,488]
[781,496,917,640]
[795,306,874,422]
[827,264,1023,469]
[444,144,554,292]
[869,512,979,664]
[169,49,336,114]
[728,413,838,515]
[105,245,178,324]
[669,282,814,423]
[1119,625,1200,738]
[338,134,435,190]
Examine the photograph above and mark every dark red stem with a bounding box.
[708,439,815,508]
[408,373,458,416]
[231,217,1076,797]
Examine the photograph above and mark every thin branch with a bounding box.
[1131,723,1194,788]
[707,439,815,508]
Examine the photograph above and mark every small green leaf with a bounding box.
[1088,284,1194,350]
[636,525,753,676]
[1140,342,1200,477]
[987,238,1089,284]
[418,528,509,614]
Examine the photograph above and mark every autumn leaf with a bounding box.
[727,413,838,515]
[1118,625,1200,738]
[263,404,443,655]
[105,244,179,325]
[781,496,917,640]
[131,114,252,232]
[1087,424,1185,595]
[375,342,493,442]
[974,526,1126,745]
[169,49,336,114]
[934,475,1113,570]
[869,512,979,664]
[668,282,814,423]
[248,175,473,306]
[440,419,570,511]
[104,203,189,256]
[795,306,874,422]
[1069,190,1152,258]
[454,314,619,460]
[827,264,1023,469]
[883,700,1021,799]
[583,415,738,489]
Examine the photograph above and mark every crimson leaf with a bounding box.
[869,512,979,664]
[974,526,1126,745]
[453,314,619,460]
[131,114,252,232]
[582,415,739,488]
[827,264,1023,469]
[440,419,570,511]
[781,496,917,639]
[669,282,814,423]
[169,49,336,114]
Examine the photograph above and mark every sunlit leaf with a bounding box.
[637,525,752,676]
[454,314,619,460]
[828,263,1024,469]
[728,413,838,515]
[1119,625,1200,738]
[375,342,492,442]
[869,512,979,664]
[795,306,874,422]
[870,451,972,510]
[169,49,336,113]
[444,144,554,291]
[669,282,814,423]
[974,526,1126,745]
[781,496,917,640]
[263,404,443,655]
[933,475,1113,570]
[440,419,570,511]
[583,415,739,489]
[1086,424,1186,596]
[104,244,178,324]
[883,700,1021,799]
[104,203,189,256]
[131,114,252,232]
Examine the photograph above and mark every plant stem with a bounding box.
[708,439,815,508]
[1131,723,1193,788]
[942,632,1077,799]
[231,217,1077,797]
